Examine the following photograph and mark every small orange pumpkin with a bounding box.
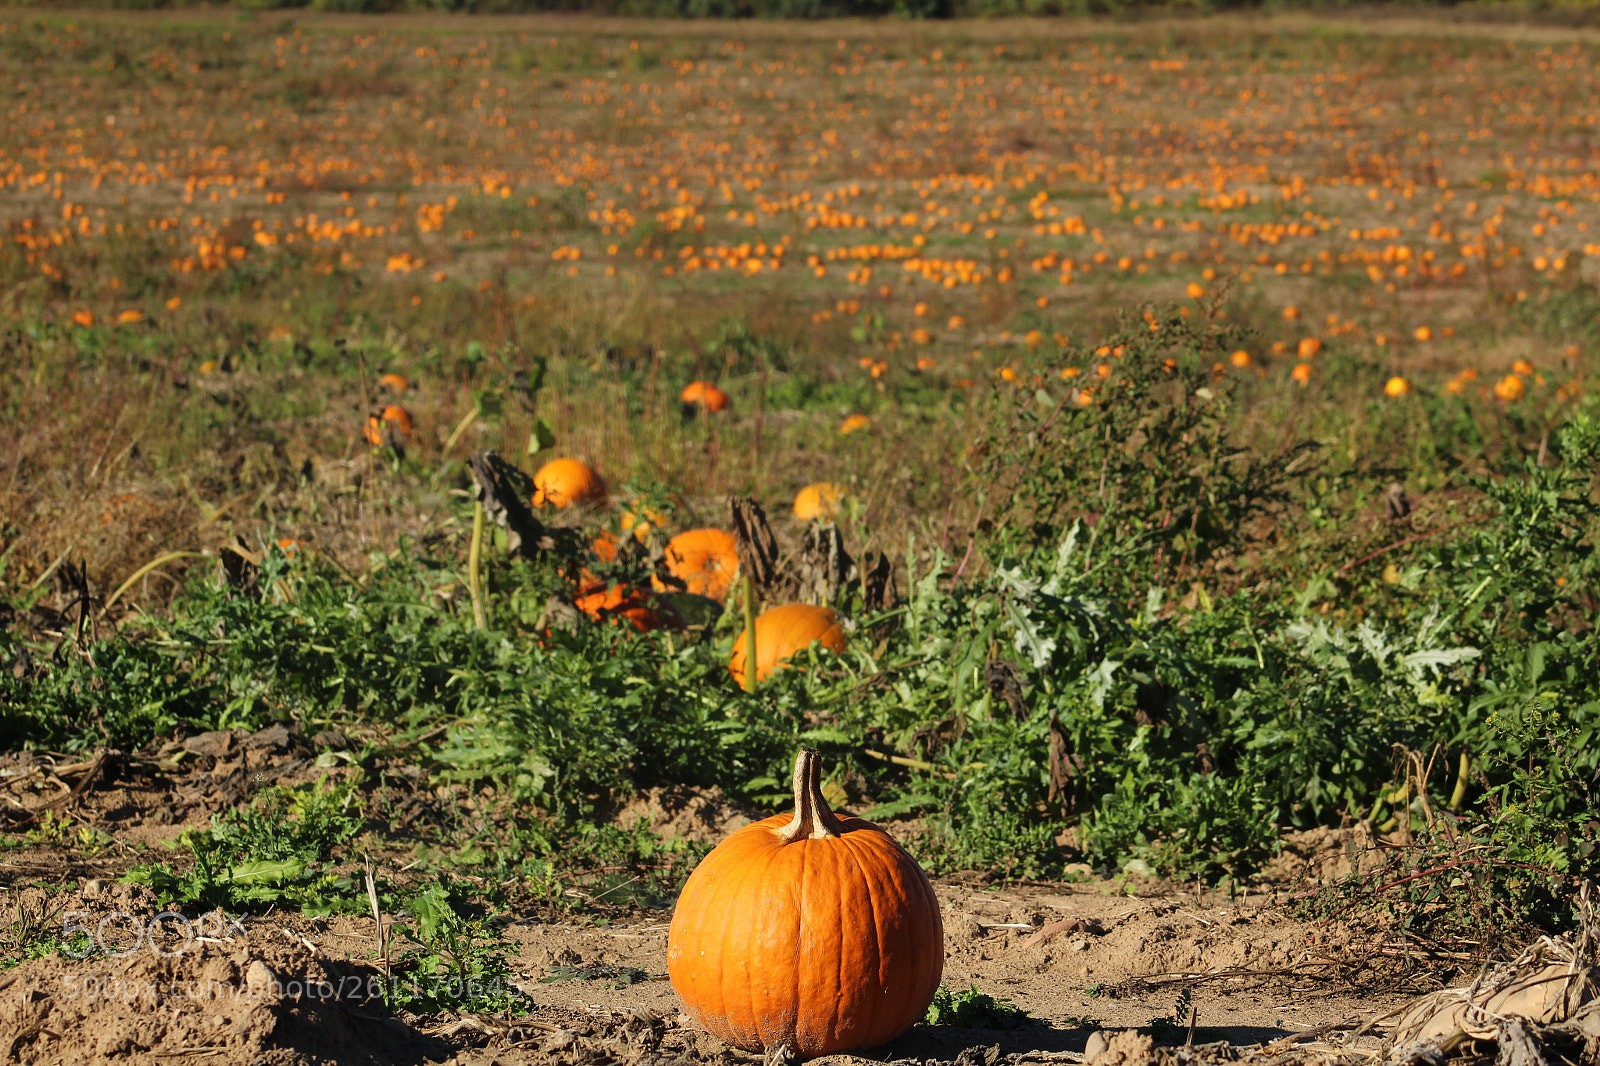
[657,528,739,602]
[591,529,620,563]
[667,748,943,1058]
[792,482,845,522]
[680,381,730,413]
[728,604,846,687]
[533,458,606,508]
[574,581,660,633]
[363,404,413,446]
[838,413,870,435]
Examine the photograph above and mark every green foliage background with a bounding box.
[4,305,1597,946]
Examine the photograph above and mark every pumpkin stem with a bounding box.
[777,748,845,842]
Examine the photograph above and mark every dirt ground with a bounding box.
[0,731,1547,1066]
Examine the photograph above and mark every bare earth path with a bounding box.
[2,812,1414,1065]
[0,737,1461,1065]
[0,871,1409,1066]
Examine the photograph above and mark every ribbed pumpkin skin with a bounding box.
[663,528,739,602]
[667,812,943,1057]
[728,604,845,686]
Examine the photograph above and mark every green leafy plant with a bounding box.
[124,779,364,914]
[1292,711,1600,953]
[386,885,526,1015]
[923,983,1036,1028]
[0,892,98,970]
[1149,986,1194,1039]
[969,306,1301,598]
[22,811,112,853]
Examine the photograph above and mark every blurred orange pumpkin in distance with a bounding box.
[363,405,413,446]
[533,458,606,508]
[793,482,845,522]
[591,529,620,563]
[680,381,730,413]
[574,582,660,632]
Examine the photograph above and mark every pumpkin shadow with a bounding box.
[868,1021,1094,1059]
[864,1021,1299,1060]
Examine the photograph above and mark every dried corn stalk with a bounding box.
[1386,935,1599,1065]
[729,496,781,592]
[858,550,899,612]
[468,451,546,560]
[792,521,854,605]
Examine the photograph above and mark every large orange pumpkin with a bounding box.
[667,748,943,1058]
[533,458,606,508]
[792,482,845,522]
[728,604,845,687]
[658,528,739,602]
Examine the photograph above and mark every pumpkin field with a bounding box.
[3,8,1600,1065]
